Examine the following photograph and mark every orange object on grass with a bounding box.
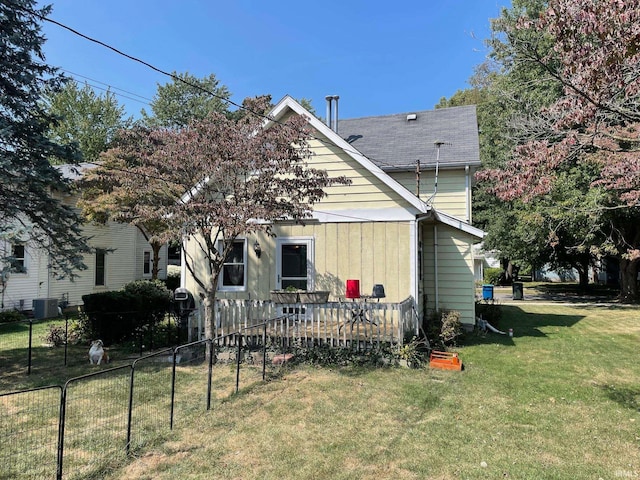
[429,351,462,371]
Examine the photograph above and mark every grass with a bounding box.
[102,302,640,480]
[2,300,640,479]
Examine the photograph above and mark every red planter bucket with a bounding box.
[346,279,360,299]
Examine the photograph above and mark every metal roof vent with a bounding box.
[406,113,417,121]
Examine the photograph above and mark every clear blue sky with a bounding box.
[39,0,511,120]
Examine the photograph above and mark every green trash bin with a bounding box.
[512,282,523,300]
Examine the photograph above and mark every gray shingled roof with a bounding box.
[336,105,480,170]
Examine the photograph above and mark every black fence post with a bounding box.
[169,347,178,430]
[262,322,268,381]
[27,319,33,375]
[64,315,69,367]
[56,383,68,480]
[126,364,135,455]
[206,340,214,411]
[235,333,242,394]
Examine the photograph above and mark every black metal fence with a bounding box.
[0,311,182,377]
[0,319,290,480]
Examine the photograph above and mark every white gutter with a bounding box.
[465,165,470,223]
[434,224,439,311]
[413,212,433,323]
[180,235,187,288]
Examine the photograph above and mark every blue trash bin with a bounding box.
[482,284,494,300]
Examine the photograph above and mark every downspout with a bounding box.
[180,235,187,289]
[465,165,470,223]
[434,224,439,311]
[414,213,432,330]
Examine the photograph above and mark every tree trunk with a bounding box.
[151,241,162,280]
[618,258,639,302]
[576,256,590,291]
[203,293,215,340]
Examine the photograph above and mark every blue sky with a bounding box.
[39,0,511,120]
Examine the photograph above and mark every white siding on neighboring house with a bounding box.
[134,229,168,280]
[0,243,44,311]
[46,221,139,307]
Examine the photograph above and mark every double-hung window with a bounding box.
[218,239,246,291]
[143,251,152,277]
[10,244,26,273]
[95,248,106,286]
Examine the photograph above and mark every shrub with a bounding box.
[484,267,503,285]
[82,280,172,346]
[43,320,85,346]
[440,310,463,346]
[0,310,26,323]
[81,291,139,345]
[165,265,181,291]
[424,309,463,350]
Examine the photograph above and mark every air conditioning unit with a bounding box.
[33,298,59,319]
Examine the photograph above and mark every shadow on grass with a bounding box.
[601,384,640,412]
[522,282,620,303]
[462,305,585,347]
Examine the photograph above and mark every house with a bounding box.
[0,163,168,317]
[181,96,484,331]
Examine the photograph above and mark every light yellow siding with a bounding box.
[421,223,476,325]
[306,137,417,212]
[185,221,413,305]
[391,168,470,220]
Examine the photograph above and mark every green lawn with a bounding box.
[98,303,640,480]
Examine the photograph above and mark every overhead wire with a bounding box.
[18,3,416,171]
[14,1,438,196]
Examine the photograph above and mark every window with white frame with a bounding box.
[10,244,26,273]
[218,239,246,291]
[143,250,152,277]
[95,248,106,286]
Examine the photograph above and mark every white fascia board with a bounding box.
[268,96,429,214]
[432,210,485,240]
[310,207,420,223]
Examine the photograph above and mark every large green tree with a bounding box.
[478,0,640,299]
[78,127,180,280]
[43,80,132,164]
[0,0,90,278]
[140,71,231,129]
[438,0,605,289]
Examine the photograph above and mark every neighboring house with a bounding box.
[473,243,501,283]
[182,96,484,328]
[0,163,168,316]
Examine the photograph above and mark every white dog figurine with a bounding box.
[88,340,109,365]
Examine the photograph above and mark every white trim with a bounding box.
[311,207,422,223]
[275,236,315,291]
[433,210,485,240]
[268,96,429,214]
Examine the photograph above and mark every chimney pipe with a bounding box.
[332,95,339,133]
[325,95,339,132]
[325,95,333,129]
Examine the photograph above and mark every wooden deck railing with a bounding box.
[203,298,419,349]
